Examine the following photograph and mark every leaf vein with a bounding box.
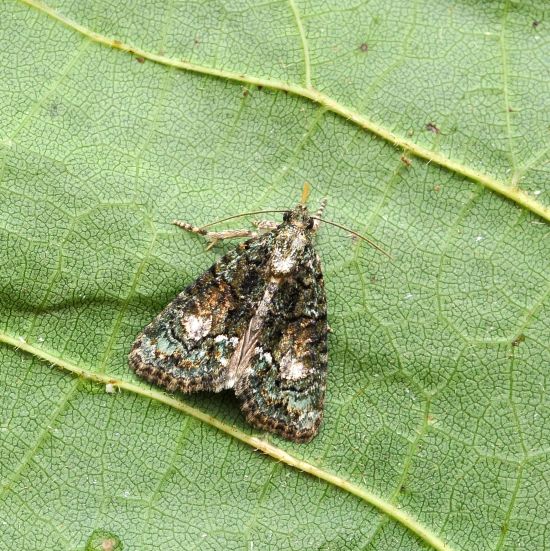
[288,0,312,88]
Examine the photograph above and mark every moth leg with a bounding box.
[252,219,279,231]
[173,220,259,249]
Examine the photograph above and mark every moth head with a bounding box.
[283,204,315,230]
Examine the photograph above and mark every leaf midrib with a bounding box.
[18,0,550,223]
[0,330,454,551]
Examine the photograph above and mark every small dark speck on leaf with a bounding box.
[242,88,249,97]
[48,101,62,117]
[532,20,541,29]
[501,522,509,534]
[426,122,440,134]
[135,56,145,64]
[400,155,412,168]
[359,43,369,53]
[507,106,515,112]
[512,334,526,347]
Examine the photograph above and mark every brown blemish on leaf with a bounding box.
[434,185,441,192]
[85,530,123,551]
[532,20,541,29]
[135,56,145,64]
[426,122,440,134]
[101,540,116,551]
[512,334,526,347]
[359,43,369,53]
[400,155,412,168]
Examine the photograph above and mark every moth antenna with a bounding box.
[315,198,328,219]
[180,210,288,230]
[310,216,393,259]
[312,198,328,231]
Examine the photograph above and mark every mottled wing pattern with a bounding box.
[236,245,328,442]
[129,232,275,392]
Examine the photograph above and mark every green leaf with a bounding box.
[1,1,549,550]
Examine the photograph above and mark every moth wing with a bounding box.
[129,233,274,392]
[235,248,328,442]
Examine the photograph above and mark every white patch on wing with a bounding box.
[272,253,294,273]
[223,373,238,389]
[272,234,307,274]
[214,334,227,343]
[183,315,212,340]
[255,347,273,365]
[280,351,307,380]
[299,410,320,423]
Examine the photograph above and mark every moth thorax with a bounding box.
[271,229,308,274]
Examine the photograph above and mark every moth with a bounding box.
[129,186,386,442]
